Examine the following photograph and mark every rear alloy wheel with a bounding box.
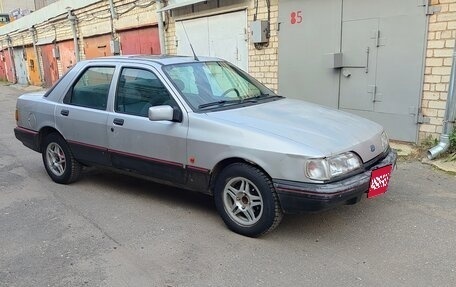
[42,133,81,184]
[214,163,283,237]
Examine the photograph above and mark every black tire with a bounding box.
[214,163,283,237]
[42,133,82,184]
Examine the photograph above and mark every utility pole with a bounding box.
[156,0,166,54]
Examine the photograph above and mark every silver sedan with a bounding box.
[14,55,397,237]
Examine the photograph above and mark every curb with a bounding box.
[422,157,456,175]
[390,141,456,174]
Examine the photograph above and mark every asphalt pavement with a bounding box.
[1,84,455,287]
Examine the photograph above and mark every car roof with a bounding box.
[88,55,222,65]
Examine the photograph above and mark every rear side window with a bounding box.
[65,66,115,110]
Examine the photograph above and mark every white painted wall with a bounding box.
[176,10,248,71]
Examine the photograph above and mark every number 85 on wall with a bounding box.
[290,11,302,25]
[290,11,303,25]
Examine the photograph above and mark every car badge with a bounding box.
[370,145,376,152]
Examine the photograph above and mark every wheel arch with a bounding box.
[38,126,64,152]
[209,157,272,193]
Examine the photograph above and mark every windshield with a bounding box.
[162,61,279,111]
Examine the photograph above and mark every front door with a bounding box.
[107,65,188,184]
[278,0,427,142]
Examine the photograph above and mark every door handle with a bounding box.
[60,109,69,116]
[113,118,124,126]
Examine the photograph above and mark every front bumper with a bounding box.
[273,149,397,214]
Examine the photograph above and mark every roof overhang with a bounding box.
[36,36,55,46]
[157,0,209,12]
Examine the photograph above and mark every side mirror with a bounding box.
[148,105,183,122]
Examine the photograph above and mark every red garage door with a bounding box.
[0,49,7,81]
[40,44,59,87]
[3,49,16,83]
[59,40,76,74]
[84,34,113,59]
[119,26,160,55]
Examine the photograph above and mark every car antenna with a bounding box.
[180,22,199,61]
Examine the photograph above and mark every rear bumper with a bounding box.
[14,126,40,152]
[273,149,397,214]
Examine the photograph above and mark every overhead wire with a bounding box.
[0,0,157,45]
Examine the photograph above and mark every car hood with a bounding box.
[206,98,383,159]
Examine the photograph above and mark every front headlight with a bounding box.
[306,152,362,181]
[381,131,389,152]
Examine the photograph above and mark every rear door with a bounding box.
[107,64,188,184]
[55,63,116,166]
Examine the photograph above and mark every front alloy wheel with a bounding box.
[214,163,283,237]
[223,177,263,227]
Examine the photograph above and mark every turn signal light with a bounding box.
[15,109,18,122]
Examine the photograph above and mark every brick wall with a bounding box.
[247,0,278,91]
[421,0,456,141]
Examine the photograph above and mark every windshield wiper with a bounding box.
[198,94,283,110]
[198,99,240,110]
[245,94,283,102]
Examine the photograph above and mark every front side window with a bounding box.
[163,61,277,111]
[115,68,175,117]
[67,66,115,110]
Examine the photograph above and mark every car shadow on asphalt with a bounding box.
[81,167,216,214]
[78,166,381,240]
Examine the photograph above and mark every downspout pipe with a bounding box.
[67,9,80,62]
[427,45,456,159]
[156,0,166,54]
[108,0,118,19]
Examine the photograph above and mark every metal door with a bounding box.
[40,44,59,87]
[119,26,160,55]
[59,40,76,74]
[84,34,113,59]
[176,10,248,71]
[278,0,427,142]
[12,47,28,85]
[339,0,427,142]
[0,50,7,81]
[4,49,16,83]
[25,46,41,86]
[339,18,378,112]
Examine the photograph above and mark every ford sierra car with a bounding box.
[14,55,397,237]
